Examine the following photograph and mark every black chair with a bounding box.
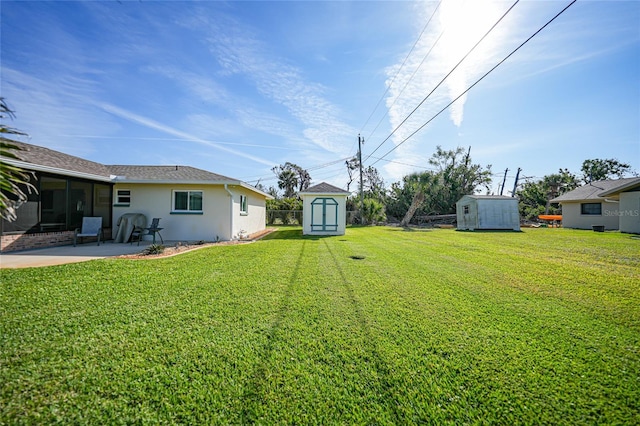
[131,218,164,245]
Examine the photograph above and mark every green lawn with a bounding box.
[1,227,639,424]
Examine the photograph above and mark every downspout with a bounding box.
[224,184,234,240]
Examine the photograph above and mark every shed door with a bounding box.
[311,197,338,231]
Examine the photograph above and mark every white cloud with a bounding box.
[1,67,117,157]
[182,9,357,156]
[377,0,516,178]
[98,103,275,167]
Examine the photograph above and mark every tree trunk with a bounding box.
[400,190,425,227]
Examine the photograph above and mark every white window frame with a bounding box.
[172,190,204,213]
[240,195,248,215]
[115,189,131,206]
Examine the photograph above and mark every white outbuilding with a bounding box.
[456,195,520,231]
[299,182,350,236]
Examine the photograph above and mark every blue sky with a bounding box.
[2,0,638,195]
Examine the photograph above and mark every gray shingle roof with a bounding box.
[598,177,640,197]
[550,178,640,202]
[301,182,350,194]
[2,142,270,198]
[6,141,112,178]
[107,165,237,183]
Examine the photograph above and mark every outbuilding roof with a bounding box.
[550,178,640,202]
[458,195,515,200]
[300,182,350,194]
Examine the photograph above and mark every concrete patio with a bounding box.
[0,241,154,269]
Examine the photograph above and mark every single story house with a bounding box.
[550,177,640,233]
[456,195,520,231]
[1,142,272,252]
[299,182,350,236]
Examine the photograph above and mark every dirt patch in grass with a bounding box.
[117,228,277,260]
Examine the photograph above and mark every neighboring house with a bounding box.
[456,195,520,231]
[1,142,272,252]
[551,177,640,233]
[299,182,350,236]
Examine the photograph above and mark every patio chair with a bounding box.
[131,217,164,245]
[74,217,103,246]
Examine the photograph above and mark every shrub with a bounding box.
[142,244,165,255]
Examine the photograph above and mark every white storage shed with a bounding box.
[456,195,520,231]
[299,182,350,236]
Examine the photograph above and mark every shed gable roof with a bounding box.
[301,182,350,194]
[550,178,640,202]
[460,195,515,200]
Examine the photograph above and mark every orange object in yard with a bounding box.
[538,215,562,221]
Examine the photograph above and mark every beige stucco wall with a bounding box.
[112,183,266,242]
[560,201,620,230]
[617,192,640,234]
[228,185,267,239]
[301,193,347,235]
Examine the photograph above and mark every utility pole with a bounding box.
[358,134,365,223]
[511,167,521,197]
[500,168,509,195]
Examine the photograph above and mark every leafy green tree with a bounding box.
[1,98,36,222]
[393,146,492,227]
[581,158,634,183]
[361,198,386,225]
[542,169,579,214]
[361,166,386,202]
[272,162,311,198]
[517,180,549,220]
[516,168,579,219]
[266,197,302,225]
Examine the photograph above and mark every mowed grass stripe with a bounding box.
[1,227,639,424]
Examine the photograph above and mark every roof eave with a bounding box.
[1,158,112,183]
[112,178,274,199]
[598,178,640,197]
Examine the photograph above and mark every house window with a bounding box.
[581,202,602,215]
[115,189,131,206]
[463,205,470,214]
[240,195,248,215]
[173,190,203,213]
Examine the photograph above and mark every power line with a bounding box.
[365,0,521,163]
[364,25,446,146]
[359,1,443,135]
[367,155,437,171]
[242,156,352,184]
[371,0,577,166]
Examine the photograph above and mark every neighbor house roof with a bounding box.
[597,177,640,197]
[300,182,350,194]
[550,178,640,203]
[1,142,272,198]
